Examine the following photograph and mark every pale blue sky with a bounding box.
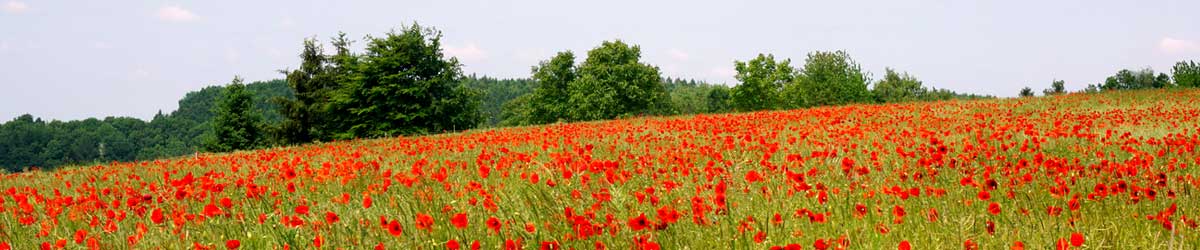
[2,0,1198,121]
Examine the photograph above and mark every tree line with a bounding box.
[0,79,291,171]
[17,23,1197,171]
[1019,61,1200,97]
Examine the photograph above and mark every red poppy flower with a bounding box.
[416,213,434,231]
[898,241,911,250]
[295,205,310,215]
[325,212,340,224]
[1069,232,1084,247]
[451,213,468,229]
[225,240,240,249]
[963,239,978,250]
[386,220,403,236]
[854,203,868,218]
[1011,241,1025,250]
[203,203,223,217]
[486,217,502,233]
[150,208,164,224]
[987,202,1001,215]
[628,213,650,231]
[657,206,680,224]
[814,239,828,250]
[977,190,991,200]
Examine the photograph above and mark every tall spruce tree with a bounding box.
[275,38,334,144]
[205,76,263,152]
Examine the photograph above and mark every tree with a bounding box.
[205,76,264,152]
[731,54,794,111]
[461,75,536,127]
[498,94,535,126]
[706,86,732,113]
[528,51,577,124]
[566,40,669,121]
[872,68,926,103]
[665,78,722,115]
[788,50,872,107]
[1102,68,1170,90]
[330,24,481,138]
[1173,60,1199,88]
[1043,79,1065,96]
[275,38,334,145]
[1018,87,1035,97]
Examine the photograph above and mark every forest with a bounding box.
[1,23,1197,172]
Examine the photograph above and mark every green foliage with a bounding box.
[1174,60,1200,88]
[1019,87,1035,97]
[706,86,732,113]
[731,54,794,111]
[872,68,926,103]
[506,40,671,125]
[567,40,671,121]
[921,87,993,101]
[329,24,482,138]
[275,38,337,145]
[498,94,535,127]
[1043,79,1066,96]
[461,75,536,127]
[528,51,578,124]
[664,77,726,115]
[1101,68,1171,90]
[0,79,291,171]
[205,77,264,152]
[788,50,872,107]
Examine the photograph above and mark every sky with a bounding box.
[1,0,1199,122]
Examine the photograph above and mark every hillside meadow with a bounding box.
[1,89,1199,249]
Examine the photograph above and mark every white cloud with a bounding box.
[2,1,28,13]
[0,41,9,52]
[1159,37,1200,54]
[444,42,487,63]
[668,48,689,61]
[157,6,197,22]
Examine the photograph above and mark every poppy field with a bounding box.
[3,89,1200,249]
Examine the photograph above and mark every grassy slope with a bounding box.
[2,89,1199,249]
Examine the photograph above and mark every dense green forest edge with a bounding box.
[2,24,1198,172]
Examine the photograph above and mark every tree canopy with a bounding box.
[1102,68,1170,90]
[872,69,926,103]
[205,77,264,152]
[731,54,793,111]
[1174,61,1200,88]
[789,50,872,107]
